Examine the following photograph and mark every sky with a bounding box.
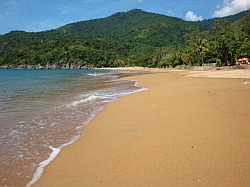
[0,0,250,35]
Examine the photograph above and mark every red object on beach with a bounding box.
[242,57,249,62]
[237,57,249,64]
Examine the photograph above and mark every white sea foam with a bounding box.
[87,73,98,77]
[26,135,80,187]
[26,146,60,187]
[87,72,118,79]
[67,95,103,107]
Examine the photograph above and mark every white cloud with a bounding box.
[167,9,174,15]
[213,0,250,17]
[185,11,203,21]
[57,5,76,15]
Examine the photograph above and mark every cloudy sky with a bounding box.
[0,0,250,34]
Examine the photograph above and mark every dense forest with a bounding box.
[0,9,249,68]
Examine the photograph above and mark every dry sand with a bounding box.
[33,69,250,187]
[187,69,250,79]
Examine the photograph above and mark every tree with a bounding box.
[182,30,209,65]
[241,9,250,36]
[181,48,195,65]
[210,19,237,65]
[236,9,250,59]
[193,38,209,65]
[236,37,250,58]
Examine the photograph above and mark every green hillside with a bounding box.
[197,10,248,31]
[58,9,194,47]
[0,9,249,68]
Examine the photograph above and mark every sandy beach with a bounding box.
[33,69,250,187]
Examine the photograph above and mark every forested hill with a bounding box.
[197,10,248,30]
[0,9,249,68]
[57,9,194,47]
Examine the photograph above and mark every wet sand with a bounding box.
[33,69,250,187]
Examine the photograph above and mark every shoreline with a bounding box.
[33,69,250,187]
[23,70,147,187]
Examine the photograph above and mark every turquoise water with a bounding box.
[0,69,146,187]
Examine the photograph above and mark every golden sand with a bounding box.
[33,69,250,187]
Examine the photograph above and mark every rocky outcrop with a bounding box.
[0,60,95,69]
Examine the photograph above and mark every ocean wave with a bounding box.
[87,72,119,79]
[68,80,147,107]
[26,134,80,187]
[87,73,98,77]
[67,94,108,107]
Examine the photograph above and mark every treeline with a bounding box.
[0,31,157,68]
[0,9,249,68]
[158,10,250,67]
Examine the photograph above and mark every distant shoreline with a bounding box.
[1,64,249,71]
[0,63,94,70]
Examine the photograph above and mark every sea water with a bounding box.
[0,69,146,187]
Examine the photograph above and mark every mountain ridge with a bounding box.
[2,9,247,36]
[56,9,247,36]
[56,9,194,47]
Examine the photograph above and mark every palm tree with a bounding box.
[193,38,209,65]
